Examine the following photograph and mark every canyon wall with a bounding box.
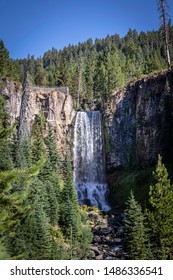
[106,70,173,169]
[1,70,173,168]
[0,79,76,158]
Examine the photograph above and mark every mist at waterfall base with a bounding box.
[73,111,110,212]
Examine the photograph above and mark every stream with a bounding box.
[89,210,128,260]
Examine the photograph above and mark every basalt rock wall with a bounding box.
[107,70,173,169]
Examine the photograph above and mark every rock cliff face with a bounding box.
[1,79,21,123]
[107,70,173,169]
[1,70,173,168]
[1,79,76,158]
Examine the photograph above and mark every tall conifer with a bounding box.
[148,155,173,259]
[60,156,81,239]
[124,191,149,259]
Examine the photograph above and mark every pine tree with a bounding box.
[0,96,48,259]
[45,180,59,225]
[94,54,107,105]
[44,124,61,171]
[84,50,96,106]
[152,51,162,70]
[0,96,14,171]
[0,40,10,78]
[29,195,52,259]
[4,222,28,259]
[31,114,45,163]
[12,135,32,168]
[0,96,41,237]
[59,156,81,240]
[17,122,62,259]
[0,40,19,80]
[147,155,173,259]
[0,239,9,260]
[124,191,149,259]
[34,59,47,85]
[0,134,13,171]
[41,124,62,224]
[0,153,42,237]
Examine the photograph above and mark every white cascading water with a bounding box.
[74,111,110,211]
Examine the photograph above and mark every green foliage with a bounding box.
[0,40,19,80]
[108,167,154,208]
[0,240,10,259]
[34,59,47,85]
[59,156,82,239]
[0,40,10,78]
[0,98,43,239]
[76,224,92,259]
[124,191,149,259]
[147,155,173,259]
[103,117,111,154]
[29,197,52,260]
[45,180,59,225]
[1,112,93,260]
[4,222,28,259]
[31,114,45,163]
[124,156,173,260]
[44,124,61,171]
[0,95,9,128]
[0,160,43,236]
[2,24,172,110]
[0,138,13,170]
[12,136,32,168]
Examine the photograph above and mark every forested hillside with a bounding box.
[0,99,92,259]
[1,25,173,108]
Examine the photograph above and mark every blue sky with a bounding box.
[0,0,172,59]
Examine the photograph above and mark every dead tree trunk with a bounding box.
[159,0,171,69]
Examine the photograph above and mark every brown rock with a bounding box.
[1,82,76,159]
[95,254,103,260]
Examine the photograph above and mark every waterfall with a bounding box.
[74,111,110,211]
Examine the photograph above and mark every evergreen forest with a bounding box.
[1,23,173,108]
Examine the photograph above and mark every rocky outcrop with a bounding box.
[107,70,173,169]
[1,79,76,158]
[89,210,127,260]
[0,78,22,123]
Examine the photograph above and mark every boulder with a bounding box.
[90,246,101,256]
[96,254,104,260]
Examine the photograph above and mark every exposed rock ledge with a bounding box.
[0,79,76,158]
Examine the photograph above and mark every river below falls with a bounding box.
[89,210,128,260]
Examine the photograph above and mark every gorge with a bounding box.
[1,69,173,208]
[1,69,173,260]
